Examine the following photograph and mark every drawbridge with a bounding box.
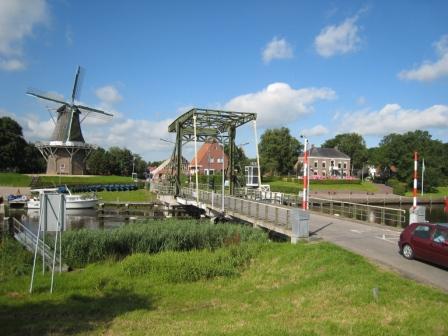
[167,108,259,196]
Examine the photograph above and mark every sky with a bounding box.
[1,0,447,161]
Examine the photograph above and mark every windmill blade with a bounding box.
[71,66,84,104]
[26,88,68,106]
[77,104,113,117]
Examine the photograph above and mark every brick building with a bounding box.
[297,147,351,178]
[189,139,228,175]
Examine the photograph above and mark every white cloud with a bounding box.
[225,82,336,127]
[95,85,123,105]
[398,35,448,81]
[21,114,54,139]
[20,108,175,161]
[0,0,49,71]
[314,15,362,57]
[0,58,25,71]
[356,96,367,105]
[300,125,329,137]
[262,37,293,63]
[339,103,448,135]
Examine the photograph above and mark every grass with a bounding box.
[0,173,134,187]
[97,189,156,202]
[1,240,447,335]
[38,175,133,186]
[268,180,379,194]
[0,173,31,187]
[405,186,448,199]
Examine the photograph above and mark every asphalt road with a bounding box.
[308,212,448,292]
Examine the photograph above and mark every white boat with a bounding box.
[26,187,98,209]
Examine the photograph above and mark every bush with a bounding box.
[386,178,407,196]
[284,178,361,185]
[121,244,259,283]
[61,219,268,268]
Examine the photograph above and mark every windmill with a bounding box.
[27,66,113,175]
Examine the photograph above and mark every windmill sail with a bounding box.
[26,66,113,175]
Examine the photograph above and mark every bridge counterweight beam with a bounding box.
[228,126,236,195]
[174,122,183,197]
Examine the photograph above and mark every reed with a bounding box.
[61,219,268,268]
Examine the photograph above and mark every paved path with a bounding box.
[309,212,448,292]
[0,186,31,199]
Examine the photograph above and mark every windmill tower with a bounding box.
[27,66,113,175]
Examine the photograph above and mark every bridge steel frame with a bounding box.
[168,108,256,196]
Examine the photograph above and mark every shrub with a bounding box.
[61,219,268,268]
[386,178,407,196]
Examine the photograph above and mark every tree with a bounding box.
[86,147,109,175]
[377,130,446,191]
[259,127,301,176]
[322,133,368,173]
[0,117,28,172]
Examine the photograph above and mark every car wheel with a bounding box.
[402,244,414,260]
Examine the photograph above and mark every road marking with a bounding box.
[350,229,363,234]
[375,235,399,244]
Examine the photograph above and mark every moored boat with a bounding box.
[26,187,98,209]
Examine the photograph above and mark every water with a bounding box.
[391,204,448,223]
[7,207,149,232]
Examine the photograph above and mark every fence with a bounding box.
[180,187,304,231]
[308,197,406,227]
[150,182,406,228]
[7,217,61,267]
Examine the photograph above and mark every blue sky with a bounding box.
[1,0,447,161]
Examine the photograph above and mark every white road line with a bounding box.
[350,229,363,234]
[375,235,398,244]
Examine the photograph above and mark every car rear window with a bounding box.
[413,225,431,239]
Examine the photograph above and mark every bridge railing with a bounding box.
[180,187,304,230]
[308,197,406,227]
[150,182,405,228]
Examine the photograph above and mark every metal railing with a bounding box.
[10,217,61,268]
[150,182,406,227]
[308,197,406,227]
[180,187,304,230]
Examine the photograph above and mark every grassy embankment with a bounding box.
[96,189,156,202]
[1,220,448,335]
[0,173,133,187]
[38,175,133,186]
[268,180,379,194]
[0,173,31,187]
[405,186,448,199]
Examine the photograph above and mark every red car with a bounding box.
[398,222,448,268]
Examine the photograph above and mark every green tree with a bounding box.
[259,128,301,176]
[377,130,446,191]
[0,117,28,172]
[86,147,109,175]
[322,133,368,173]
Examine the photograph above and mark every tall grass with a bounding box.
[61,219,268,268]
[0,237,37,281]
[121,243,260,283]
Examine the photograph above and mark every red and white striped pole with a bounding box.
[413,151,418,208]
[302,138,308,210]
